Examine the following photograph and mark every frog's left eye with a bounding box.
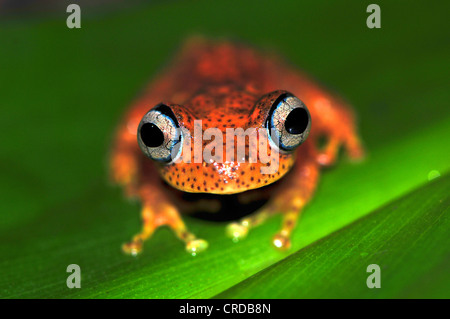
[266,93,311,151]
[137,104,183,163]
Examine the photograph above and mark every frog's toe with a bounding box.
[272,232,291,250]
[225,222,249,243]
[315,136,339,167]
[185,239,209,256]
[122,240,143,257]
[347,144,366,162]
[316,152,335,166]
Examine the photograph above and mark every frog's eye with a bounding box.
[137,104,183,163]
[266,93,311,152]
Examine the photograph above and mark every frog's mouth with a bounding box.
[163,171,289,222]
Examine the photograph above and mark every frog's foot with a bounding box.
[271,210,302,250]
[346,135,365,162]
[316,134,365,167]
[226,158,319,250]
[225,201,304,250]
[225,204,276,243]
[122,199,208,256]
[225,194,306,250]
[316,136,340,166]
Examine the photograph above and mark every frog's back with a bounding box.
[170,38,270,88]
[149,38,299,119]
[161,38,321,105]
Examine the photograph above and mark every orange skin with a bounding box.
[110,38,364,255]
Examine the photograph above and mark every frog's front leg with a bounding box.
[110,122,140,198]
[311,98,365,167]
[226,144,320,249]
[121,166,208,256]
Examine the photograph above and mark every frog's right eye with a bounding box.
[137,104,183,163]
[266,93,311,152]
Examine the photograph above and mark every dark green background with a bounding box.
[0,0,449,298]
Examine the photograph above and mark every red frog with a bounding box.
[110,38,364,256]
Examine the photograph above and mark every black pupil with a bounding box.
[284,108,309,134]
[140,123,165,147]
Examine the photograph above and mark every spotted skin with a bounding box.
[110,38,364,255]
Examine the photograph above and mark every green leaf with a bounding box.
[0,1,448,298]
[216,174,450,299]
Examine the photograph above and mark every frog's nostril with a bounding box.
[140,123,165,147]
[284,108,309,135]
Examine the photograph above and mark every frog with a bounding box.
[110,38,364,256]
